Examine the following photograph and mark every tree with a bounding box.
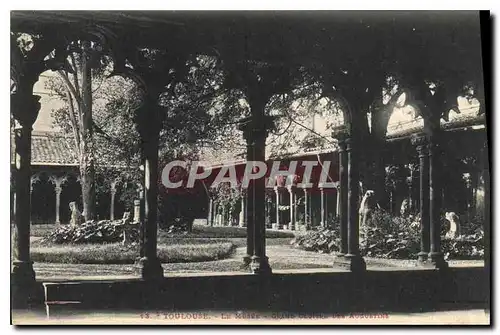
[45,35,115,221]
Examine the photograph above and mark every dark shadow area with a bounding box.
[12,267,489,317]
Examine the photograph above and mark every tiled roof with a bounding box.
[11,131,78,166]
[11,108,485,168]
[386,109,485,140]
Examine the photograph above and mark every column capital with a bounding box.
[110,179,120,193]
[334,130,349,152]
[49,174,68,189]
[238,115,276,141]
[345,137,356,151]
[30,174,41,191]
[411,134,429,155]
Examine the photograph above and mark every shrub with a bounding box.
[161,225,295,239]
[291,209,484,260]
[290,226,340,253]
[41,220,139,244]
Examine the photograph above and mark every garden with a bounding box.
[291,209,485,261]
[25,220,294,268]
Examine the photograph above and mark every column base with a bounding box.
[332,253,347,268]
[428,252,449,269]
[136,256,164,280]
[250,256,272,275]
[417,251,429,265]
[242,255,252,268]
[12,260,36,284]
[343,254,366,272]
[11,261,37,308]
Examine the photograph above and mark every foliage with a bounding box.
[290,226,340,254]
[291,209,484,260]
[31,240,237,264]
[159,224,294,239]
[442,231,484,260]
[212,183,242,212]
[41,220,139,244]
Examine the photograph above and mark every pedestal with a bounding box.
[250,256,272,275]
[137,256,164,280]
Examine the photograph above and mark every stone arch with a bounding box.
[60,174,82,224]
[30,172,55,224]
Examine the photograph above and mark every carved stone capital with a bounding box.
[110,179,119,193]
[238,115,275,142]
[333,129,349,152]
[344,136,359,152]
[411,134,429,157]
[30,174,41,191]
[49,175,68,189]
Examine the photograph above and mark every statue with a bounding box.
[359,190,379,227]
[445,212,461,239]
[121,212,132,245]
[69,202,84,226]
[400,199,410,217]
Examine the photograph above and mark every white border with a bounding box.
[2,2,498,332]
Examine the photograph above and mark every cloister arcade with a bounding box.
[10,11,489,310]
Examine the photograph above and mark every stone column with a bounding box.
[49,175,67,225]
[428,136,448,269]
[213,202,219,226]
[319,185,325,227]
[29,174,40,222]
[266,195,273,227]
[411,135,430,264]
[208,197,214,226]
[133,199,141,223]
[136,100,164,280]
[407,165,415,212]
[336,135,348,258]
[294,190,300,230]
[239,114,273,274]
[239,190,247,227]
[110,179,118,221]
[11,93,41,285]
[287,185,295,230]
[303,187,310,227]
[336,186,341,217]
[137,183,145,258]
[222,205,227,226]
[344,137,366,271]
[274,186,280,227]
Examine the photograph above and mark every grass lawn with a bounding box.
[29,224,56,238]
[30,239,236,264]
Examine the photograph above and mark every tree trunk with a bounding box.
[364,100,393,210]
[80,40,96,221]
